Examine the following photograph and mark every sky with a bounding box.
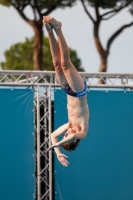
[0,1,133,73]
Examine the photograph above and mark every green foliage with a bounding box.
[0,0,76,12]
[1,38,33,70]
[86,0,132,9]
[37,0,76,8]
[0,0,10,6]
[0,36,85,72]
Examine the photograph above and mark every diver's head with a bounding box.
[61,127,80,152]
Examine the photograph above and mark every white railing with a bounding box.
[0,70,133,88]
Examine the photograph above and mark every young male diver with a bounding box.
[42,16,89,166]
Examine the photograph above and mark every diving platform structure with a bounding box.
[0,70,133,200]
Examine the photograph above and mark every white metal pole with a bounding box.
[37,86,41,200]
[48,85,53,200]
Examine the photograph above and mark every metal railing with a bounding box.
[0,70,133,88]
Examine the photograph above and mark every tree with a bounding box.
[0,0,76,70]
[0,36,85,71]
[80,0,133,83]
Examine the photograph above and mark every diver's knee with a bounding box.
[53,59,61,68]
[61,59,70,70]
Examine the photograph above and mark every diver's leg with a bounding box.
[43,16,67,88]
[46,16,84,92]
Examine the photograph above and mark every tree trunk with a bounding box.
[33,22,43,70]
[98,53,108,84]
[94,22,108,84]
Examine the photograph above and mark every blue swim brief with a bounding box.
[63,79,88,98]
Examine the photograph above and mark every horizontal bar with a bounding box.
[34,96,49,99]
[0,70,133,77]
[0,83,58,86]
[0,82,133,88]
[89,85,133,88]
[0,70,55,75]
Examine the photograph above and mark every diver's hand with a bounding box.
[57,153,69,167]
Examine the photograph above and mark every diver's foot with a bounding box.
[46,16,62,33]
[42,16,53,32]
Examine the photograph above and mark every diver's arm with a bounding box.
[48,123,68,154]
[57,131,86,146]
[46,133,75,152]
[57,133,75,146]
[46,123,69,166]
[46,134,74,152]
[46,131,85,152]
[51,123,68,138]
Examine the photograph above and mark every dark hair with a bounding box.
[61,139,80,152]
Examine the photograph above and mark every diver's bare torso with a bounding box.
[67,94,89,136]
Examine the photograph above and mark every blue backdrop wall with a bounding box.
[54,89,133,200]
[0,87,34,200]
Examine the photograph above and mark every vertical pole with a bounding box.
[126,74,128,85]
[37,86,41,200]
[49,85,53,200]
[43,86,46,197]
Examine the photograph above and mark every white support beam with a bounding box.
[0,70,133,88]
